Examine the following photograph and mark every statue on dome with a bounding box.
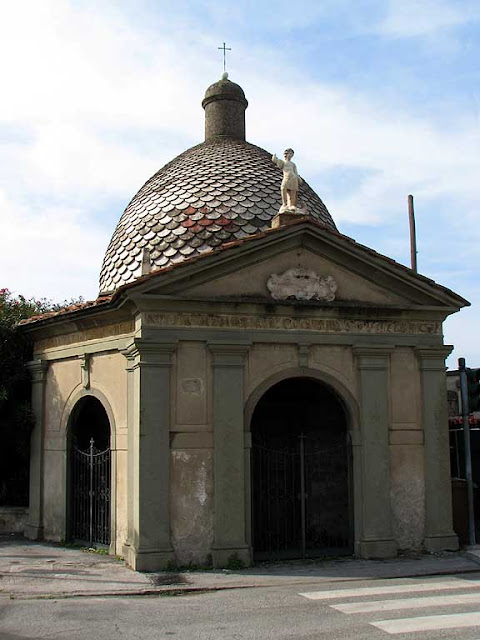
[272,148,303,212]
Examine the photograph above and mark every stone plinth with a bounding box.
[271,211,306,228]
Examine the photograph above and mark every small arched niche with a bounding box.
[67,395,111,546]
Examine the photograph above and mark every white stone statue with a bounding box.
[272,148,303,212]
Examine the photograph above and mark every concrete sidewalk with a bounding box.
[1,535,480,600]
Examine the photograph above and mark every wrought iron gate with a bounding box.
[70,438,110,546]
[252,435,350,560]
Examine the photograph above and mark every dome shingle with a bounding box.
[99,79,337,294]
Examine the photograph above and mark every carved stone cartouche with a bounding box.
[267,268,337,302]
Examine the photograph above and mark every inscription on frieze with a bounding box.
[143,312,441,335]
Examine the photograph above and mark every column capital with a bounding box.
[354,345,394,370]
[121,339,176,368]
[415,346,453,371]
[26,359,48,384]
[208,341,251,367]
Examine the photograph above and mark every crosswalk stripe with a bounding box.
[299,578,480,600]
[371,611,480,634]
[331,592,480,613]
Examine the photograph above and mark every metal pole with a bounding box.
[408,195,418,272]
[459,358,476,545]
[89,437,94,547]
[299,433,306,559]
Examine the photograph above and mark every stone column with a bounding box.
[25,359,48,540]
[120,348,136,559]
[244,431,252,548]
[122,340,175,571]
[209,343,250,567]
[354,347,397,558]
[416,347,458,551]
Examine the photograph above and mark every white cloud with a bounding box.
[1,0,478,368]
[379,0,480,37]
[0,189,107,301]
[247,79,480,227]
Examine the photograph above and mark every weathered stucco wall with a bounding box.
[389,348,425,550]
[0,507,29,533]
[170,447,214,565]
[246,343,298,398]
[169,342,214,564]
[43,358,79,540]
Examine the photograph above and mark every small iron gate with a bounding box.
[252,434,350,559]
[70,438,110,546]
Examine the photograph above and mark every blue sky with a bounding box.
[1,0,479,368]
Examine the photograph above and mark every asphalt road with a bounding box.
[2,572,480,640]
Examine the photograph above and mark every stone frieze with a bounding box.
[143,312,441,335]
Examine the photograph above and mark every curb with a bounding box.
[2,565,480,601]
[466,552,480,566]
[1,585,252,600]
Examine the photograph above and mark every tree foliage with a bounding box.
[0,288,83,505]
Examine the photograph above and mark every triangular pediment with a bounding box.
[127,221,468,311]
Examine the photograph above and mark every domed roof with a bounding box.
[202,75,248,108]
[99,79,337,294]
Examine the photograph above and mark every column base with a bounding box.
[211,545,251,568]
[425,534,459,552]
[359,539,397,559]
[125,546,175,572]
[24,523,43,540]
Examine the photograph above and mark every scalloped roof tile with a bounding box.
[99,138,336,294]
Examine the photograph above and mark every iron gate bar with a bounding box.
[89,438,94,547]
[71,438,110,546]
[252,436,350,559]
[299,432,306,559]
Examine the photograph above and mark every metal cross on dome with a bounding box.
[218,42,231,73]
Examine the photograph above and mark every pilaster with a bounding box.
[354,347,397,558]
[121,339,176,571]
[416,347,458,551]
[120,347,136,558]
[25,359,48,540]
[209,342,251,567]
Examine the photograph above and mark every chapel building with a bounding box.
[21,75,468,571]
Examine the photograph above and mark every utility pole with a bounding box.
[459,357,476,546]
[408,195,418,272]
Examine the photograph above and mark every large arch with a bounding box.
[245,367,360,561]
[245,367,359,433]
[66,392,114,548]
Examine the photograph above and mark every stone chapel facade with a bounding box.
[21,76,468,571]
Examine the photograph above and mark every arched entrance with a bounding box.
[67,396,111,546]
[251,377,352,560]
